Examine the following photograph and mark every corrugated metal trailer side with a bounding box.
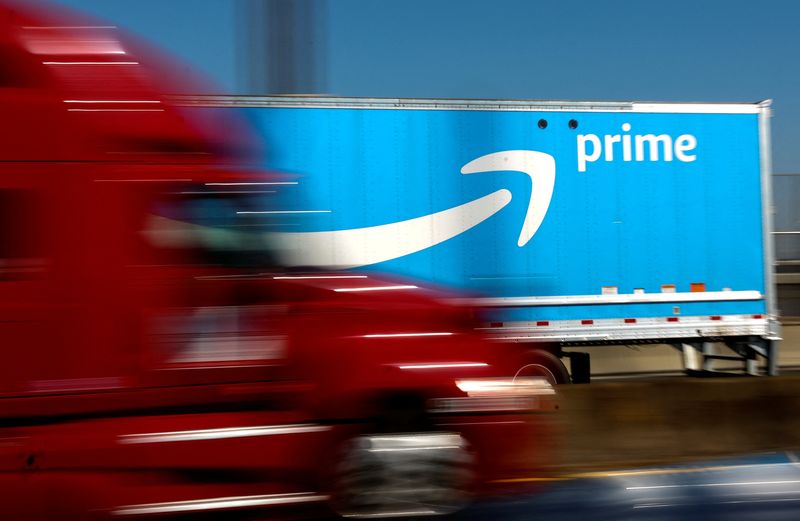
[179,96,780,379]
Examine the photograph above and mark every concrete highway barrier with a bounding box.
[554,376,800,472]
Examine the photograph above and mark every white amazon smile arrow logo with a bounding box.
[274,150,556,268]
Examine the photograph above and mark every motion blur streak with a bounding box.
[67,108,165,112]
[456,377,556,396]
[398,362,489,370]
[206,182,298,185]
[464,456,800,520]
[334,285,419,292]
[113,492,328,516]
[626,479,800,490]
[273,274,368,279]
[118,424,330,444]
[42,60,139,65]
[363,332,454,338]
[236,209,330,214]
[63,100,161,103]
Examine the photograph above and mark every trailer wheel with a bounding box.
[515,350,570,385]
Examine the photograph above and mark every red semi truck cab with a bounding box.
[0,3,557,519]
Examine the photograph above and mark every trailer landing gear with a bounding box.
[676,337,779,376]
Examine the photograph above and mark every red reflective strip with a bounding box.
[624,318,637,324]
[752,314,764,319]
[536,321,550,326]
[710,316,722,321]
[490,322,503,328]
[667,317,679,322]
[581,319,593,325]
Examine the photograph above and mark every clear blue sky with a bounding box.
[45,0,800,173]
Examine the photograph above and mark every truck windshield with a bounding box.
[143,186,282,269]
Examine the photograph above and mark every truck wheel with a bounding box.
[330,432,474,518]
[515,350,570,385]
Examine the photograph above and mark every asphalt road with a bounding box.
[456,453,800,521]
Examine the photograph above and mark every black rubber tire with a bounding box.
[514,350,571,385]
[329,433,474,518]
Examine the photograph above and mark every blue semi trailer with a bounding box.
[183,96,780,382]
